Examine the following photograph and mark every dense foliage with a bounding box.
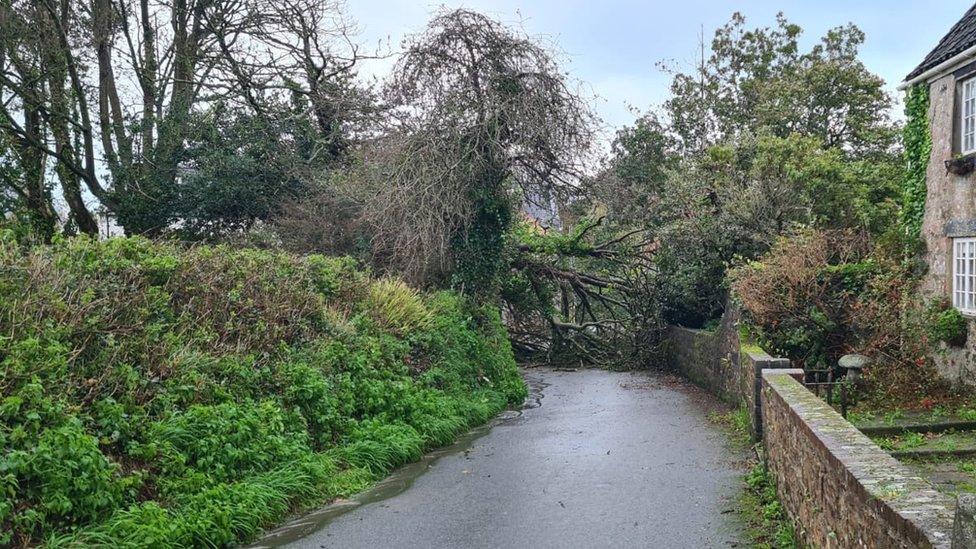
[502,216,659,367]
[580,13,904,336]
[0,0,370,238]
[662,13,897,157]
[502,12,907,370]
[731,229,969,407]
[0,233,525,547]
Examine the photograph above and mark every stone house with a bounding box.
[904,4,976,384]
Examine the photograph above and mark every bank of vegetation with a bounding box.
[0,234,524,546]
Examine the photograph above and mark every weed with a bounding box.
[874,437,897,451]
[708,406,751,447]
[960,408,976,422]
[883,410,905,425]
[741,463,798,549]
[845,410,876,425]
[901,432,926,450]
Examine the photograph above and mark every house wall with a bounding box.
[922,73,976,384]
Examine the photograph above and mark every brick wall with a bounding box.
[761,371,956,548]
[666,310,739,403]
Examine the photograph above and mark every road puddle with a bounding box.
[248,370,547,548]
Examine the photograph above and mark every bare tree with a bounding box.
[363,9,597,288]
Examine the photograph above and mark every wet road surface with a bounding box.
[254,367,747,549]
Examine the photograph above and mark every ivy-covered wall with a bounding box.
[902,83,931,241]
[917,73,976,384]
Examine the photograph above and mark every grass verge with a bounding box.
[709,407,798,549]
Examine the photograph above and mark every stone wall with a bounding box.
[666,306,790,440]
[921,73,976,384]
[666,305,740,403]
[761,370,957,548]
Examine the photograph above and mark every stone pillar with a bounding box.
[741,348,792,442]
[954,494,976,548]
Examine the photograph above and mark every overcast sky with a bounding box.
[349,0,974,144]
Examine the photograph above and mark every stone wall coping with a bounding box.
[763,372,956,548]
[669,325,716,336]
[743,346,791,367]
[762,367,804,381]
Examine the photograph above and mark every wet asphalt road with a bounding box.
[258,368,746,549]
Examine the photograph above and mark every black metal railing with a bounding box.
[803,369,851,418]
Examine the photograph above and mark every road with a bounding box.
[253,367,747,549]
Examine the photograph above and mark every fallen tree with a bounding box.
[502,216,665,368]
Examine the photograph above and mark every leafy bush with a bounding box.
[731,229,871,370]
[0,236,525,547]
[1,419,132,544]
[731,228,965,407]
[926,303,967,347]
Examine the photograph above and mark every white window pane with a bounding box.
[952,238,976,313]
[964,80,976,152]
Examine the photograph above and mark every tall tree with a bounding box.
[366,9,596,292]
[663,13,896,158]
[0,0,371,236]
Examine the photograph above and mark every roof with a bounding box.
[906,3,976,82]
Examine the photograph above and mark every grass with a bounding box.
[708,406,751,447]
[872,429,976,453]
[742,463,800,549]
[708,408,799,549]
[849,405,976,429]
[873,432,927,452]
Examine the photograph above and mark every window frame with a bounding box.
[953,237,976,316]
[961,76,976,155]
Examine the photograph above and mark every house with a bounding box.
[903,3,976,384]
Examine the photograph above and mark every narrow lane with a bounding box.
[256,368,746,549]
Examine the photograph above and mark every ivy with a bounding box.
[450,180,513,298]
[902,84,931,241]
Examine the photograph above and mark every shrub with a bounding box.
[731,228,964,407]
[150,400,312,491]
[363,278,434,336]
[2,419,130,543]
[731,228,870,370]
[927,302,967,347]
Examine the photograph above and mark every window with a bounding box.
[954,238,976,315]
[963,78,976,154]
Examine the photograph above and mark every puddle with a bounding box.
[247,370,547,548]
